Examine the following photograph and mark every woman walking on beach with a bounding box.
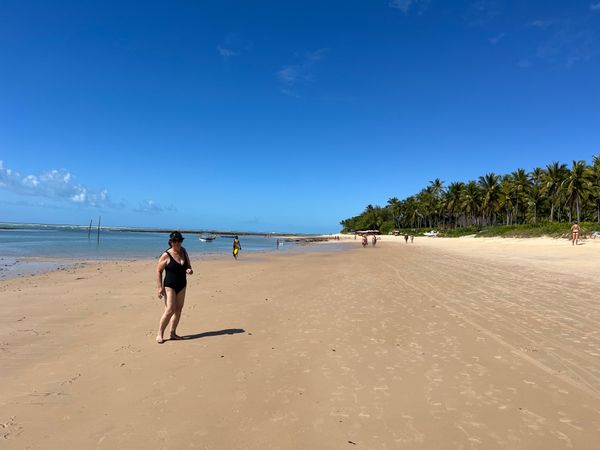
[571,222,581,246]
[233,236,242,259]
[156,231,193,344]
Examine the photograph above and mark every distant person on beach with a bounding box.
[372,235,377,246]
[404,234,409,243]
[156,231,193,344]
[362,234,368,248]
[571,222,581,246]
[233,236,242,259]
[410,235,414,243]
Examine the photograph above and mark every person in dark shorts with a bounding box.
[156,231,193,344]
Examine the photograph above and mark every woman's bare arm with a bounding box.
[156,253,169,297]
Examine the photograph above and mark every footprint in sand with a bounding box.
[1,416,24,440]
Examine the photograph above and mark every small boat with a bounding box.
[199,234,217,242]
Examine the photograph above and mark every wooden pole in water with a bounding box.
[97,216,101,244]
[88,219,93,239]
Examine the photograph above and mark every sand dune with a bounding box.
[1,238,599,449]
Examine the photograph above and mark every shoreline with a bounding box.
[0,240,349,281]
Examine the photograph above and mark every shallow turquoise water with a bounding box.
[0,226,289,259]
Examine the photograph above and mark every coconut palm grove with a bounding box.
[340,158,600,235]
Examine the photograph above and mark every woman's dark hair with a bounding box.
[168,231,184,247]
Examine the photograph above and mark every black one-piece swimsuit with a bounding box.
[163,251,189,294]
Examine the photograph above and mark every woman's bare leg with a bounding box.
[156,288,177,343]
[169,288,186,338]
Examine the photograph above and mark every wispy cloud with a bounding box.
[530,19,553,29]
[134,200,177,213]
[217,46,239,58]
[518,58,533,69]
[591,2,600,11]
[489,33,505,45]
[276,49,328,96]
[388,0,430,14]
[0,160,116,208]
[463,0,501,27]
[216,33,251,60]
[536,22,600,67]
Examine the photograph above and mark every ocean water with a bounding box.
[0,225,293,260]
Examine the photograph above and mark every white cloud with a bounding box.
[0,161,179,214]
[217,46,239,58]
[217,33,251,60]
[276,48,328,93]
[0,160,117,208]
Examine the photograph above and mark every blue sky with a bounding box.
[1,0,599,233]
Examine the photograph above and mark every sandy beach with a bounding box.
[2,238,600,449]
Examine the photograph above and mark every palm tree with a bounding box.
[562,160,592,223]
[510,168,531,224]
[340,156,600,233]
[543,162,568,222]
[527,184,544,223]
[530,167,544,186]
[403,196,419,228]
[461,181,481,226]
[499,179,514,225]
[416,188,436,228]
[387,197,401,229]
[590,155,600,223]
[444,182,465,227]
[427,179,445,226]
[478,173,501,225]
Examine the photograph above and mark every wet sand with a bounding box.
[1,238,599,449]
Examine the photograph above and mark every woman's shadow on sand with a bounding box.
[176,328,245,341]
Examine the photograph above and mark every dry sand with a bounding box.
[1,238,600,449]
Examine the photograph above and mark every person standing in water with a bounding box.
[156,231,193,344]
[571,222,581,246]
[233,235,242,259]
